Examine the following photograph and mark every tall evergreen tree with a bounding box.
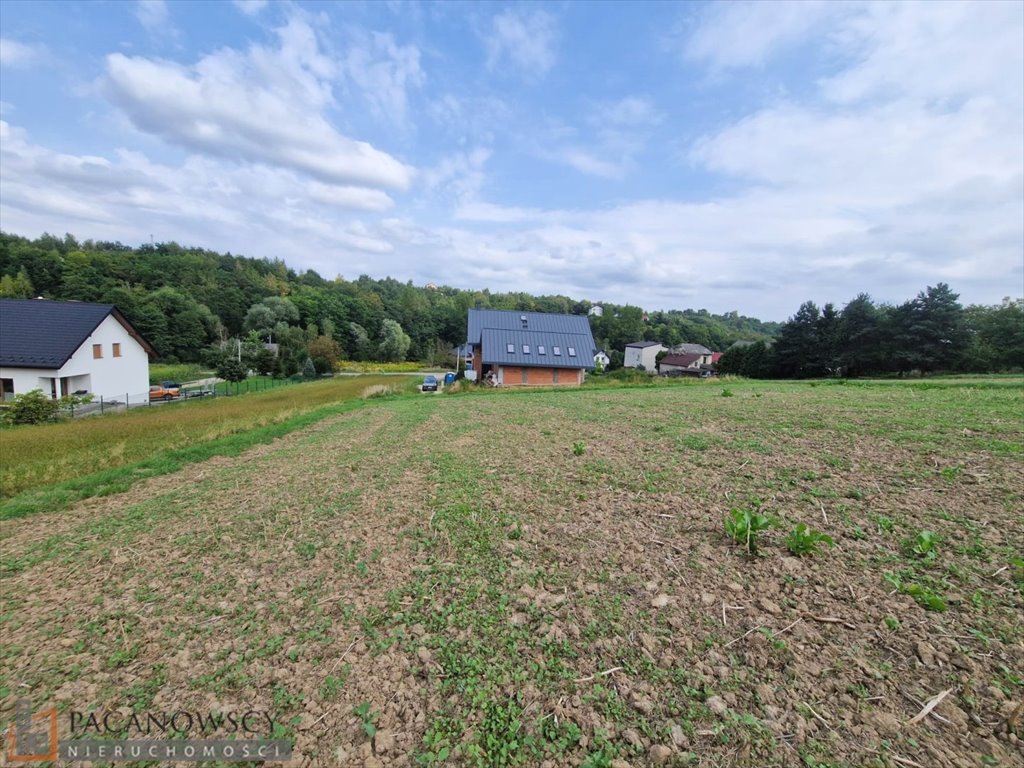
[773,301,823,378]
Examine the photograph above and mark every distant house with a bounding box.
[588,305,604,317]
[465,309,597,387]
[594,350,611,369]
[669,343,713,366]
[0,299,154,401]
[624,341,665,373]
[659,353,704,375]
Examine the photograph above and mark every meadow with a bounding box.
[0,374,413,514]
[0,378,1021,767]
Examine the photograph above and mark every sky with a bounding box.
[0,0,1021,321]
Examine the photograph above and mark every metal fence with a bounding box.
[67,377,304,418]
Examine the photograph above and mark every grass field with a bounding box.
[0,375,413,511]
[1,378,1021,767]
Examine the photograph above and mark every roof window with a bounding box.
[568,347,577,357]
[523,344,530,354]
[538,345,546,355]
[553,346,561,356]
[507,343,515,353]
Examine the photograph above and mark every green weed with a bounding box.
[724,508,777,555]
[785,524,834,557]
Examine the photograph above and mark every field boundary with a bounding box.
[0,398,371,521]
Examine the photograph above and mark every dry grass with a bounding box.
[0,375,409,499]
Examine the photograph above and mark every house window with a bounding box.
[507,343,515,353]
[0,378,13,401]
[112,343,122,358]
[568,347,576,357]
[538,345,545,355]
[523,344,530,354]
[92,344,103,359]
[553,346,561,356]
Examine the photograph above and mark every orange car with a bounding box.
[148,384,180,401]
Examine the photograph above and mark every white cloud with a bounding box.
[232,0,268,16]
[341,31,425,125]
[484,8,557,78]
[0,121,397,261]
[684,0,839,69]
[307,182,394,212]
[103,17,413,190]
[599,97,661,128]
[549,148,626,180]
[821,1,1023,106]
[0,38,39,67]
[135,0,170,33]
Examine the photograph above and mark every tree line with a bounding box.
[718,284,1023,378]
[0,231,778,373]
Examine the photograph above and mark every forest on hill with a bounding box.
[0,232,777,372]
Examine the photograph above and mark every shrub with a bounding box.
[216,357,248,383]
[3,390,61,425]
[786,523,834,556]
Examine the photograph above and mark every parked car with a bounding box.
[160,380,181,389]
[149,384,180,401]
[421,375,438,392]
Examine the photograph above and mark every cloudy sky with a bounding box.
[1,1,1021,319]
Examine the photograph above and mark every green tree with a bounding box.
[307,335,341,374]
[772,301,823,378]
[216,357,247,383]
[302,357,317,379]
[891,283,967,373]
[837,294,886,377]
[348,322,372,360]
[0,268,34,298]
[377,319,411,362]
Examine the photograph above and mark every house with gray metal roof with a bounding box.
[0,299,154,401]
[465,309,597,386]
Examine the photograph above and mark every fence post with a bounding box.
[100,395,104,414]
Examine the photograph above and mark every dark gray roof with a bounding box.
[480,328,595,369]
[625,340,663,349]
[0,299,152,369]
[467,308,592,343]
[672,343,712,355]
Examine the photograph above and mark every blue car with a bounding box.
[422,375,438,392]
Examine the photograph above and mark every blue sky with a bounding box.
[1,0,1021,320]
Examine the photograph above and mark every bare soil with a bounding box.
[1,381,1021,767]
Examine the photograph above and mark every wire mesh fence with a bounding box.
[67,376,306,418]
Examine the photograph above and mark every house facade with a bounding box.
[624,341,665,373]
[0,299,154,401]
[669,343,713,366]
[466,309,597,387]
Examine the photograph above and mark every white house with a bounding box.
[0,299,154,402]
[588,305,604,317]
[669,343,713,366]
[594,350,611,369]
[624,341,665,373]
